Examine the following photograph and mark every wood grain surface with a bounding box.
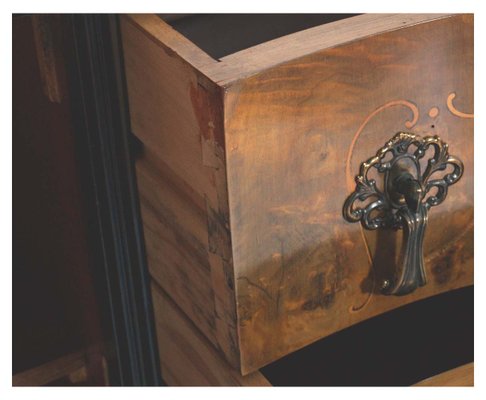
[151,282,271,386]
[12,350,87,386]
[121,15,240,371]
[414,363,473,386]
[122,13,473,378]
[207,14,452,85]
[224,14,473,373]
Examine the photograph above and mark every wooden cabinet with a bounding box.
[120,14,473,383]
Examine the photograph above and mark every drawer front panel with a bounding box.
[225,15,473,373]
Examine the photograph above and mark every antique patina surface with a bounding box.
[122,14,473,376]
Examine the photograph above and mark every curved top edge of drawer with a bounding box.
[123,14,459,87]
[213,13,457,85]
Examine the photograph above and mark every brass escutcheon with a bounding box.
[343,132,464,296]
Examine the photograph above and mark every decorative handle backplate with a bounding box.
[343,132,464,296]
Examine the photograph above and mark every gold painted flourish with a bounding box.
[346,100,419,312]
[345,100,419,193]
[347,92,471,312]
[447,92,474,119]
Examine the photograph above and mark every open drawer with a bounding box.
[152,282,473,385]
[120,13,473,376]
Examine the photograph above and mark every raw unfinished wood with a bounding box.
[121,15,240,371]
[164,14,356,60]
[211,14,452,85]
[151,282,271,386]
[414,363,474,386]
[122,13,473,376]
[12,350,87,386]
[31,15,64,103]
[125,14,216,71]
[127,14,453,86]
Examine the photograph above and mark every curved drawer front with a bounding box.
[122,13,473,377]
[224,14,473,373]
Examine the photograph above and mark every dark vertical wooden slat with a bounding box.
[64,14,162,386]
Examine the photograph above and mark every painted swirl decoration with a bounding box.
[343,132,464,295]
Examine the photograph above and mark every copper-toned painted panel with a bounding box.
[225,15,473,373]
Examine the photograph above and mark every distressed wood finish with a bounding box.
[205,14,451,85]
[225,14,473,373]
[151,282,271,386]
[13,350,88,386]
[414,363,474,386]
[121,13,473,377]
[121,15,239,371]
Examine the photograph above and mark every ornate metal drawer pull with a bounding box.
[343,132,464,296]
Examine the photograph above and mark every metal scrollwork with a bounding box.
[343,132,464,296]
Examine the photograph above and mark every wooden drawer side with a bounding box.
[120,16,240,369]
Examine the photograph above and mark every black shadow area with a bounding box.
[261,286,473,386]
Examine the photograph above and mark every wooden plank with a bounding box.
[31,15,64,103]
[121,16,212,199]
[414,363,474,386]
[13,351,87,386]
[121,15,240,369]
[136,151,217,349]
[224,14,474,373]
[204,14,453,85]
[125,14,217,71]
[151,282,271,386]
[126,14,454,87]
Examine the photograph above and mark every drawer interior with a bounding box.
[161,14,358,59]
[260,286,473,386]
